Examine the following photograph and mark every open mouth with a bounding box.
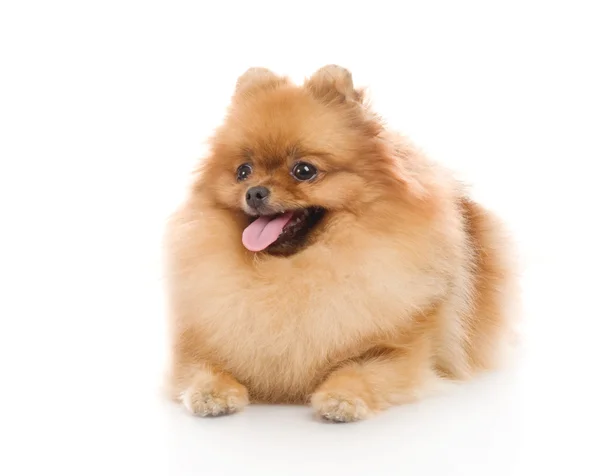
[242,207,325,253]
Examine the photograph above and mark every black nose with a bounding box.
[245,186,270,209]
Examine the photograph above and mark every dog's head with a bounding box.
[199,65,418,255]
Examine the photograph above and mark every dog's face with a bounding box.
[201,66,400,255]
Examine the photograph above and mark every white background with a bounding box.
[1,1,599,475]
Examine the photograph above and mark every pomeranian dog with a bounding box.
[164,65,517,422]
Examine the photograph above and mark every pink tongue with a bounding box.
[242,212,294,251]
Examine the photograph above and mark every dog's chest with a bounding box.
[193,256,412,400]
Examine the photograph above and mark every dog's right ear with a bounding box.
[305,65,360,104]
[234,67,288,97]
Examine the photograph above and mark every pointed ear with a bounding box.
[305,64,360,103]
[235,67,288,97]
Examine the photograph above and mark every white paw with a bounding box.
[311,393,371,423]
[180,385,248,417]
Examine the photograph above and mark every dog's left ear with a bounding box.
[234,67,289,98]
[305,65,361,104]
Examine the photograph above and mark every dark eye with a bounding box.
[236,163,252,181]
[291,162,318,181]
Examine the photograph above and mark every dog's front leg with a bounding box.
[311,337,435,422]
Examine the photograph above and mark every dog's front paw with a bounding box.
[311,369,378,422]
[180,372,249,417]
[311,391,372,422]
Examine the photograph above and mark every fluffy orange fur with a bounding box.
[164,65,517,422]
